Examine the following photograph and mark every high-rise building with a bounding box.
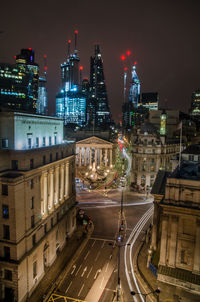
[37,77,48,115]
[190,89,200,117]
[56,41,87,126]
[0,111,76,302]
[0,63,35,112]
[139,92,159,111]
[16,49,39,111]
[89,45,111,128]
[129,64,140,108]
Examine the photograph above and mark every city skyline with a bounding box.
[0,0,200,121]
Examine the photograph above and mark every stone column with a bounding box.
[110,149,112,167]
[54,166,59,205]
[168,216,178,267]
[89,148,92,166]
[48,170,54,210]
[193,219,200,273]
[100,148,102,165]
[65,162,69,197]
[159,215,168,265]
[40,174,44,215]
[43,172,48,215]
[105,148,108,167]
[84,148,87,166]
[60,164,64,201]
[151,201,158,250]
[79,148,82,166]
[95,148,97,167]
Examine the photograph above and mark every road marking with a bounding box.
[71,264,76,275]
[94,269,101,279]
[100,276,104,289]
[92,240,96,247]
[95,251,100,261]
[105,262,109,273]
[81,266,87,277]
[86,266,93,278]
[75,264,82,276]
[84,251,90,260]
[78,284,84,297]
[101,241,105,248]
[65,281,72,293]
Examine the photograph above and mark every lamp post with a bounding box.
[130,288,160,301]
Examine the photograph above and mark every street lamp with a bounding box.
[130,288,160,301]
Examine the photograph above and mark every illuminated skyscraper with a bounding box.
[16,49,39,111]
[89,45,111,128]
[190,89,200,117]
[129,64,140,108]
[0,63,35,112]
[37,77,48,115]
[56,35,87,126]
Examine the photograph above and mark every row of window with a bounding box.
[27,135,57,149]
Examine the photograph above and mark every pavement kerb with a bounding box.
[43,223,94,302]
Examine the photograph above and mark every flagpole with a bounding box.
[178,122,182,169]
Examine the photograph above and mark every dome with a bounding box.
[140,122,158,135]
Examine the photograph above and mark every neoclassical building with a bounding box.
[131,122,180,188]
[0,112,76,302]
[150,160,200,302]
[76,136,114,168]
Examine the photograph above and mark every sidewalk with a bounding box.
[28,225,93,302]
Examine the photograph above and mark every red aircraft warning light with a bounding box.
[68,40,71,44]
[74,30,78,34]
[134,61,137,65]
[44,54,47,58]
[121,55,126,61]
[79,66,83,70]
[124,67,128,71]
[28,48,32,51]
[126,50,131,56]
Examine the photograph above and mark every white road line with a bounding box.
[87,266,93,278]
[100,276,105,289]
[105,262,109,273]
[81,266,87,277]
[78,283,85,297]
[92,240,96,247]
[84,251,90,260]
[75,264,82,276]
[65,281,72,293]
[95,251,101,261]
[101,241,105,248]
[71,264,76,275]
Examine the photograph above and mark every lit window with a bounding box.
[2,205,9,219]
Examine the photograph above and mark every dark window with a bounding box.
[2,184,8,196]
[3,225,10,240]
[12,160,18,170]
[32,234,36,246]
[54,136,57,144]
[57,212,59,223]
[33,261,37,278]
[36,137,39,148]
[4,246,10,259]
[30,159,34,169]
[50,153,52,162]
[44,223,47,234]
[4,269,12,281]
[43,155,46,165]
[49,136,52,146]
[4,287,14,301]
[31,197,34,209]
[28,138,32,149]
[43,137,46,147]
[31,215,35,228]
[56,152,58,160]
[30,179,34,189]
[51,217,53,228]
[2,139,8,148]
[2,205,9,219]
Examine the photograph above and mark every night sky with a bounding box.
[0,0,200,122]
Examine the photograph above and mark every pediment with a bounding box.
[76,136,113,146]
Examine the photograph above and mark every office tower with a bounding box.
[56,35,87,126]
[0,111,76,302]
[139,92,159,111]
[0,63,35,112]
[89,45,111,129]
[129,64,140,108]
[16,49,39,111]
[37,77,48,115]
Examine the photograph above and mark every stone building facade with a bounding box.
[131,122,180,188]
[150,160,200,301]
[0,112,76,302]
